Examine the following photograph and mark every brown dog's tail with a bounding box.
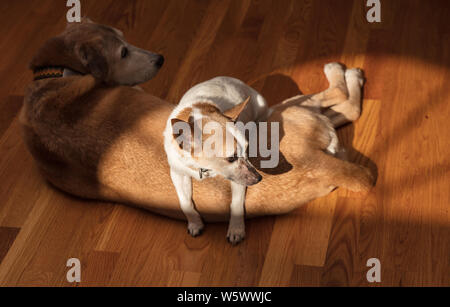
[316,152,376,193]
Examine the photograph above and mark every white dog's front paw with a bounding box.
[227,225,246,245]
[345,68,364,87]
[187,221,204,237]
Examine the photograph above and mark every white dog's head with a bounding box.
[171,98,262,186]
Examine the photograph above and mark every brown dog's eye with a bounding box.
[226,155,238,163]
[121,47,128,59]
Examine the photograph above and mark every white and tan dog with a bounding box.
[164,77,270,244]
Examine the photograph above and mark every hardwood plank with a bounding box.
[0,185,54,286]
[259,0,356,286]
[290,265,323,287]
[0,96,22,137]
[0,120,47,228]
[167,271,201,287]
[166,0,233,102]
[79,251,120,287]
[197,218,273,286]
[0,227,20,265]
[139,0,213,101]
[320,99,380,286]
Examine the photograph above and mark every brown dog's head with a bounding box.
[30,18,164,86]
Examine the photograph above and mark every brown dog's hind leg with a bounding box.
[323,68,364,128]
[310,63,349,107]
[277,64,364,128]
[280,63,349,110]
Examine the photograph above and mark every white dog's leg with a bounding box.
[170,169,204,236]
[227,182,246,245]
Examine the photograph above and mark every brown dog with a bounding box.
[20,20,375,228]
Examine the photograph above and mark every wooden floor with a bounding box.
[0,0,448,287]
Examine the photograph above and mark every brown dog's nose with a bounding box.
[154,55,165,68]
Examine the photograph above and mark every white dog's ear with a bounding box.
[224,97,251,121]
[171,118,194,152]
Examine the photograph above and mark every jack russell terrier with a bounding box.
[164,77,270,244]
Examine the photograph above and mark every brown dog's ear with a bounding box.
[171,118,194,152]
[75,39,108,80]
[224,97,251,121]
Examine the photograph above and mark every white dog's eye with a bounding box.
[121,47,128,59]
[226,154,238,163]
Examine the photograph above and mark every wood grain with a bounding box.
[0,0,448,286]
[0,227,20,264]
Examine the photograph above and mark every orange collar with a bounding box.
[33,67,65,81]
